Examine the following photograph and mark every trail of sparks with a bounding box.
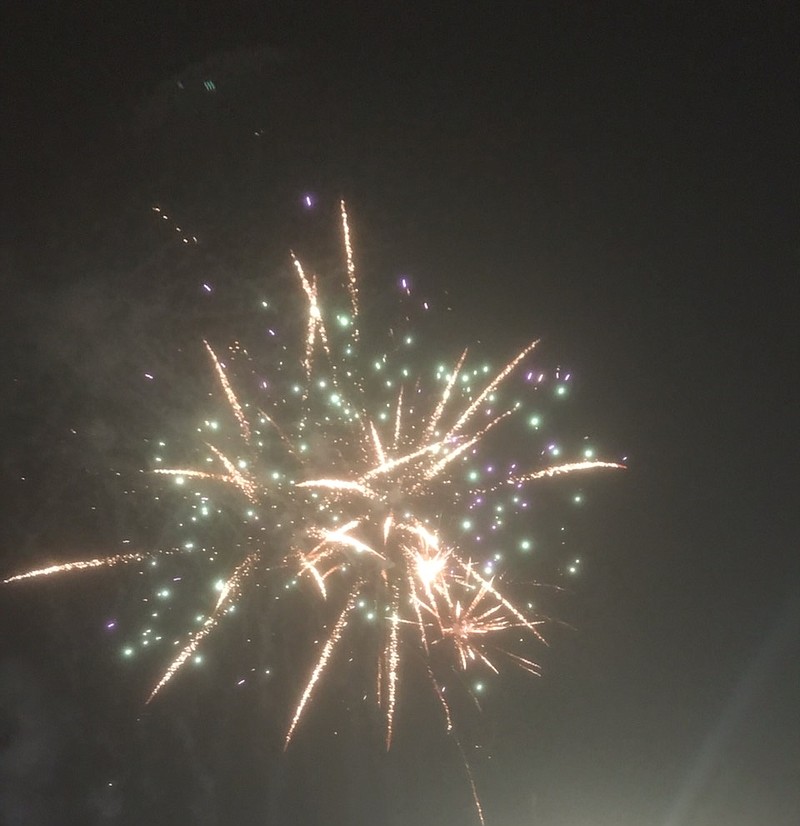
[5,203,624,823]
[204,341,251,443]
[284,587,361,749]
[3,553,147,583]
[448,339,539,438]
[340,200,359,331]
[147,552,258,703]
[512,460,623,482]
[292,254,330,379]
[425,664,486,826]
[384,588,401,749]
[424,348,468,442]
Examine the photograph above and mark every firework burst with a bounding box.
[6,202,623,821]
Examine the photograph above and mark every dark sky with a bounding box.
[3,3,799,825]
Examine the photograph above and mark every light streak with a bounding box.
[205,341,251,443]
[340,200,359,331]
[3,553,147,583]
[285,587,360,748]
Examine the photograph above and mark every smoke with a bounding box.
[0,660,61,825]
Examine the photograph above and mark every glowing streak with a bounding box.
[406,568,431,653]
[285,588,360,748]
[404,522,441,554]
[512,460,625,482]
[382,515,394,543]
[423,408,515,481]
[207,445,258,502]
[376,646,384,708]
[422,665,485,826]
[256,407,296,454]
[384,591,400,749]
[156,449,258,503]
[147,553,257,703]
[455,736,486,826]
[369,420,387,466]
[204,342,251,443]
[3,553,146,583]
[292,254,330,376]
[448,339,539,437]
[424,348,468,441]
[360,440,445,480]
[301,547,343,585]
[461,563,547,645]
[296,478,382,502]
[446,586,508,672]
[320,524,386,562]
[153,468,220,481]
[340,200,359,331]
[501,650,541,676]
[392,387,404,450]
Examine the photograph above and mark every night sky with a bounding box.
[3,4,799,825]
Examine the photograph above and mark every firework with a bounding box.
[6,201,623,821]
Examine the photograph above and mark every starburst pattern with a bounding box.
[5,202,623,822]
